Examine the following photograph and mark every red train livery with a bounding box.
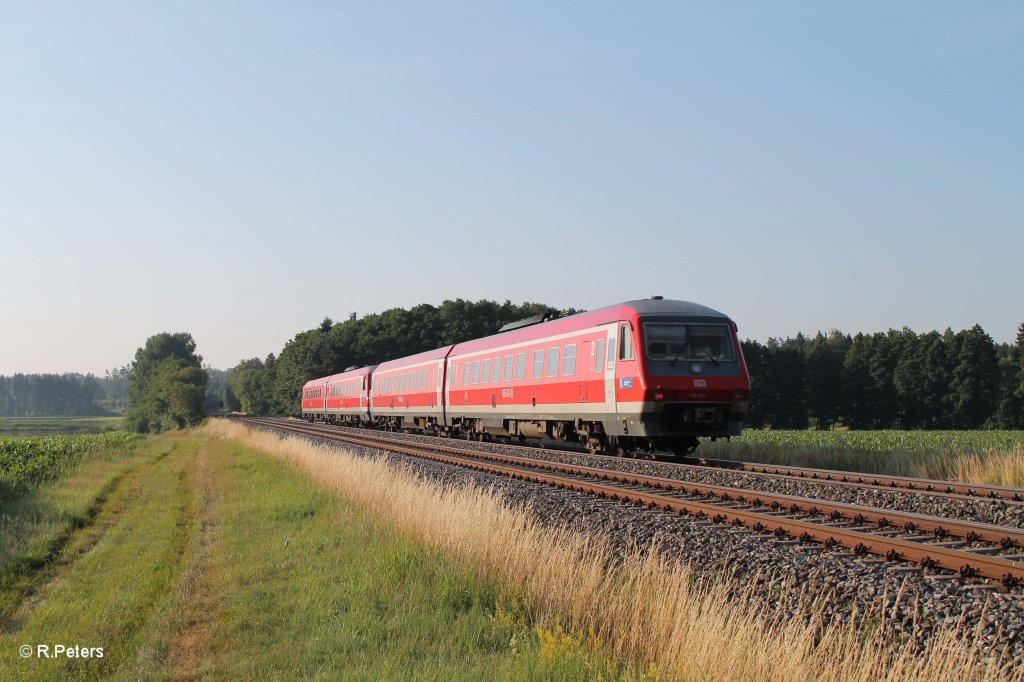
[301,298,751,456]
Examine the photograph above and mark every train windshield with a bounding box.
[643,324,735,363]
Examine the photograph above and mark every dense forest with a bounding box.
[742,324,1024,430]
[222,300,1024,430]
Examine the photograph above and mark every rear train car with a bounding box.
[300,376,329,422]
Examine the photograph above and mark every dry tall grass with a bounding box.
[941,447,1024,488]
[204,421,1019,681]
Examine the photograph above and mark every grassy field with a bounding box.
[700,430,1024,486]
[0,417,124,436]
[0,430,629,680]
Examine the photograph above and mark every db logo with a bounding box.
[693,379,707,388]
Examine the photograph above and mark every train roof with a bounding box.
[301,376,331,389]
[374,345,454,372]
[305,299,733,386]
[449,298,732,356]
[612,298,730,318]
[324,365,377,384]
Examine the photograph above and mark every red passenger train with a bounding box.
[301,297,751,456]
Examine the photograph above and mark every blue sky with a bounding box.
[1,2,1021,374]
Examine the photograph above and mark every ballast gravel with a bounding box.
[257,423,1024,671]
[331,424,1024,529]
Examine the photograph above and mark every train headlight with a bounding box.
[732,389,746,402]
[654,392,665,401]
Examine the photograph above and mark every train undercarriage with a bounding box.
[304,410,737,459]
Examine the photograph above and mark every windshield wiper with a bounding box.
[700,351,720,367]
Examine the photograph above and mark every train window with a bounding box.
[472,360,480,384]
[503,355,513,381]
[595,339,605,372]
[481,359,490,384]
[547,347,560,377]
[516,352,527,380]
[607,339,616,369]
[463,363,471,386]
[563,344,576,376]
[492,357,501,382]
[620,326,635,361]
[532,350,543,378]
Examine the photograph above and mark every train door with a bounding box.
[604,325,618,421]
[579,340,590,402]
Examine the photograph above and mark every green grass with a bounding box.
[0,417,124,437]
[700,429,1024,481]
[0,432,635,680]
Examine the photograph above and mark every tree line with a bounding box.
[0,364,222,422]
[742,323,1024,430]
[0,372,126,417]
[223,301,1023,430]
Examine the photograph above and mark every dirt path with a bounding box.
[168,448,221,681]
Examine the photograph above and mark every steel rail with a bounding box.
[691,457,1024,502]
[234,417,1024,586]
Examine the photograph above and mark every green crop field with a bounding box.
[699,429,1024,485]
[0,417,124,437]
[0,432,141,492]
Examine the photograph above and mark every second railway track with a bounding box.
[234,416,1024,587]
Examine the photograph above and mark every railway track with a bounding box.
[262,416,1024,508]
[233,416,1024,587]
[688,456,1024,503]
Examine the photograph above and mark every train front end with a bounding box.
[615,299,750,456]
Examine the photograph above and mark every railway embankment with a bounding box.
[221,419,1024,681]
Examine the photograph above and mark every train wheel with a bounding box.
[672,438,701,460]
